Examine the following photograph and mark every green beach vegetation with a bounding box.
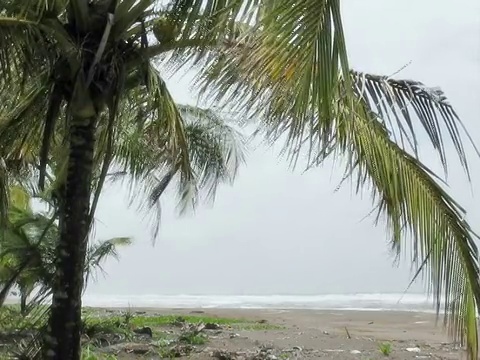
[0,0,478,359]
[0,304,280,358]
[378,342,393,356]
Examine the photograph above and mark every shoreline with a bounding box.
[85,305,441,314]
[77,293,443,312]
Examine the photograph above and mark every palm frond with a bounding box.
[143,63,194,184]
[0,16,50,83]
[8,184,30,211]
[0,71,53,165]
[178,0,350,168]
[113,100,245,237]
[167,0,258,45]
[177,104,246,201]
[0,0,67,18]
[116,64,196,215]
[182,5,480,354]
[339,101,480,359]
[172,1,476,183]
[85,237,132,284]
[351,72,478,174]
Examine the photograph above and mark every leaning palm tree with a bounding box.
[0,1,478,359]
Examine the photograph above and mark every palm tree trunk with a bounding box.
[44,116,96,360]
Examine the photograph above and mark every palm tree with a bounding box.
[0,180,131,311]
[0,203,132,317]
[0,1,478,359]
[0,99,243,326]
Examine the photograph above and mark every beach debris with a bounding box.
[344,326,351,339]
[257,319,268,324]
[212,346,280,360]
[182,322,206,334]
[211,349,239,360]
[230,333,240,338]
[92,337,111,348]
[168,344,195,357]
[322,330,329,335]
[324,349,344,352]
[156,338,175,347]
[104,342,151,355]
[350,350,361,354]
[292,346,302,351]
[90,333,125,348]
[172,316,187,326]
[130,347,150,355]
[282,348,298,353]
[80,334,90,345]
[406,347,421,352]
[205,322,222,330]
[251,347,277,360]
[133,326,153,337]
[190,310,205,314]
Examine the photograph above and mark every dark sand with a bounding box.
[106,308,468,359]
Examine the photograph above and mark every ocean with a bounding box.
[80,293,441,313]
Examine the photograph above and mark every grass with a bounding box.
[81,316,132,338]
[157,345,189,359]
[0,305,44,332]
[81,347,118,360]
[378,342,393,356]
[0,307,281,358]
[130,314,282,330]
[179,332,208,345]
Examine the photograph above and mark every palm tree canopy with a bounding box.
[0,0,478,358]
[0,0,246,227]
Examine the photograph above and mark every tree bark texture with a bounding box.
[44,116,96,360]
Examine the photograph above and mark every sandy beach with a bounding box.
[92,308,467,359]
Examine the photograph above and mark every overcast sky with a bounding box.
[85,0,480,297]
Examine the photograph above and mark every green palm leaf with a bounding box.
[339,101,480,359]
[85,237,132,284]
[0,16,47,81]
[170,2,480,357]
[113,102,245,238]
[351,72,479,173]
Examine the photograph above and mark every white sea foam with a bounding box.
[79,293,442,313]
